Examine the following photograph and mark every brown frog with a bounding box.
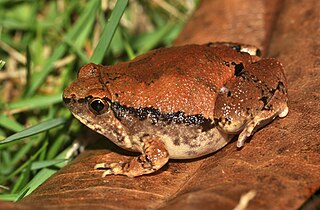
[63,42,289,177]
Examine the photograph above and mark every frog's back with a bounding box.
[99,44,253,118]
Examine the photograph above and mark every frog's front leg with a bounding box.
[94,137,169,177]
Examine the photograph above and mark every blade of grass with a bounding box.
[2,140,48,182]
[30,159,67,170]
[25,0,100,96]
[0,2,34,31]
[0,118,66,145]
[0,150,12,175]
[11,162,31,194]
[23,45,32,97]
[10,141,34,170]
[16,168,56,200]
[24,44,66,97]
[0,194,18,202]
[109,27,124,56]
[120,29,135,59]
[0,60,5,69]
[64,37,89,64]
[6,93,62,113]
[90,0,128,63]
[47,131,70,160]
[15,145,74,200]
[135,21,176,55]
[0,114,25,132]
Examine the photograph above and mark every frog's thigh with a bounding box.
[95,137,169,177]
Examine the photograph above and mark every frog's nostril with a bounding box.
[63,94,78,104]
[63,97,71,104]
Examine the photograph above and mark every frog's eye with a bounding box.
[88,98,109,115]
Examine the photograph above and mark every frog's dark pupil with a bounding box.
[91,99,105,113]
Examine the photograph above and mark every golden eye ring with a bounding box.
[88,98,109,115]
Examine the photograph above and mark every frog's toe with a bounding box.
[94,162,127,177]
[237,130,250,148]
[94,162,110,169]
[102,170,113,177]
[278,106,289,118]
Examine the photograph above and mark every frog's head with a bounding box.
[63,63,128,144]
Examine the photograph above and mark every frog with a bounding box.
[63,42,289,177]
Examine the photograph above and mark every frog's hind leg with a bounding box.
[94,137,169,177]
[236,115,272,148]
[237,91,289,148]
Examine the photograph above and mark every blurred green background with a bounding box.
[0,0,198,201]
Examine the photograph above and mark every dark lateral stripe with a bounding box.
[109,99,215,130]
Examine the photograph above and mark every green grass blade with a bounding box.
[25,44,66,97]
[31,159,67,170]
[7,93,62,112]
[11,163,31,194]
[46,133,70,159]
[15,146,76,200]
[23,46,32,97]
[64,0,99,43]
[0,60,5,69]
[11,141,34,169]
[0,114,25,132]
[0,118,66,145]
[136,22,176,55]
[90,0,128,63]
[2,140,48,182]
[16,168,56,200]
[121,30,135,59]
[25,0,100,96]
[0,194,18,202]
[0,0,195,202]
[65,38,90,63]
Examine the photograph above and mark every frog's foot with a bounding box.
[237,105,289,148]
[237,120,259,148]
[278,106,289,118]
[94,137,169,177]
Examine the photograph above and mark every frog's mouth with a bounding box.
[214,117,247,134]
